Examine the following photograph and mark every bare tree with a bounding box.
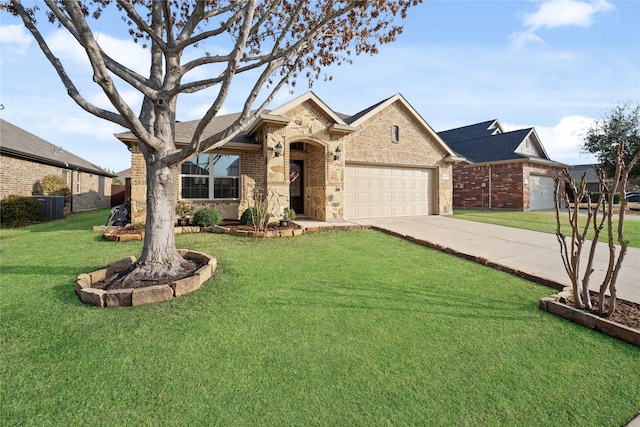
[554,141,640,316]
[2,0,421,284]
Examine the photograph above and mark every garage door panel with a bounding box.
[345,164,433,219]
[530,175,555,210]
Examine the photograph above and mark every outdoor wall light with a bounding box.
[333,146,342,161]
[274,142,283,157]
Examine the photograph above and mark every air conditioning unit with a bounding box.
[32,196,65,220]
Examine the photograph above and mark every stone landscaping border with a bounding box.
[76,250,217,308]
[95,222,370,241]
[539,291,640,347]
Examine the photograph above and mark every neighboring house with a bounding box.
[568,164,603,193]
[438,119,567,211]
[0,119,114,212]
[115,168,131,185]
[569,164,640,194]
[116,92,460,224]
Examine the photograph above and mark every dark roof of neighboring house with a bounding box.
[116,168,131,182]
[437,120,500,143]
[0,119,114,177]
[444,128,535,163]
[436,119,568,166]
[568,164,601,182]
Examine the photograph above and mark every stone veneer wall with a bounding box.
[129,147,147,223]
[1,154,111,211]
[129,145,265,224]
[127,98,456,222]
[343,102,453,215]
[264,100,344,221]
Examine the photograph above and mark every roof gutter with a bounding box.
[0,147,114,177]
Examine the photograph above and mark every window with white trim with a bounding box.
[181,154,240,199]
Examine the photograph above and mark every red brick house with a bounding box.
[438,120,567,211]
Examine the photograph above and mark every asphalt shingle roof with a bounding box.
[437,120,499,143]
[568,164,601,182]
[0,119,113,176]
[443,128,535,163]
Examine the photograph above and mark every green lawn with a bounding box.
[1,209,639,426]
[453,209,640,248]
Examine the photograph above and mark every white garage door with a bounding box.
[529,175,556,210]
[344,164,433,219]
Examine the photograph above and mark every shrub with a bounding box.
[240,207,270,226]
[40,175,70,201]
[283,207,296,221]
[175,201,193,217]
[193,208,222,227]
[1,195,41,227]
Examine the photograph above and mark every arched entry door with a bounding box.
[289,160,304,214]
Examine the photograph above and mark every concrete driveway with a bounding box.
[350,215,640,305]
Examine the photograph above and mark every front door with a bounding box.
[289,160,304,214]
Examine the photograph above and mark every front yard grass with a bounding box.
[453,209,640,248]
[1,209,639,426]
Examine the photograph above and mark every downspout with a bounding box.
[488,164,492,210]
[70,169,74,212]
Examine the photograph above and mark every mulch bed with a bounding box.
[93,259,201,291]
[562,291,640,331]
[219,219,301,232]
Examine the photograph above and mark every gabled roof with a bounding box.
[445,128,534,163]
[270,91,350,126]
[439,120,565,167]
[568,164,601,183]
[437,119,502,143]
[115,92,457,158]
[115,111,263,147]
[347,93,457,157]
[0,119,114,177]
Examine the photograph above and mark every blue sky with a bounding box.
[1,0,639,173]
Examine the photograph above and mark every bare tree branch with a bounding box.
[12,0,127,128]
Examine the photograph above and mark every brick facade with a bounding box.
[453,161,564,210]
[344,102,453,215]
[1,154,111,212]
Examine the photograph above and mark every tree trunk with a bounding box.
[132,157,192,280]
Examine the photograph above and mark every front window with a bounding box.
[181,154,240,200]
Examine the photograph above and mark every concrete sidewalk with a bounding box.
[348,216,640,305]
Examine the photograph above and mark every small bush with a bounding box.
[193,208,222,227]
[240,207,270,226]
[175,201,193,217]
[1,195,41,227]
[40,175,70,201]
[283,207,296,221]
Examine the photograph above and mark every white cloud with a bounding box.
[508,31,544,51]
[57,115,123,140]
[510,0,614,49]
[47,29,149,75]
[524,0,614,30]
[0,24,32,56]
[504,115,598,165]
